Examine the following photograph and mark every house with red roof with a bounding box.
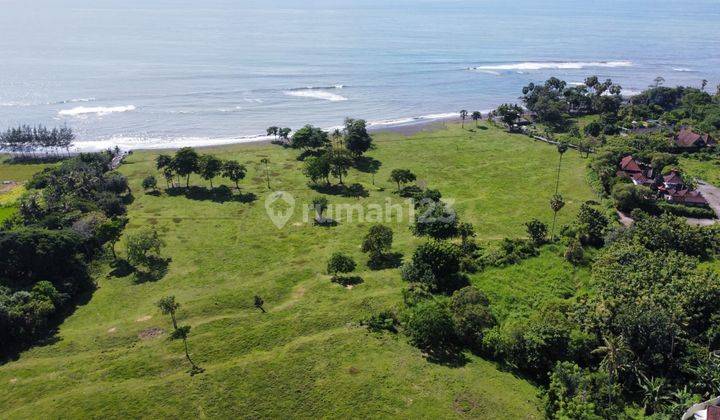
[674,127,716,149]
[663,170,684,189]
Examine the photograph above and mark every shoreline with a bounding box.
[70,111,488,153]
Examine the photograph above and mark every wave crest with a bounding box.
[470,61,632,71]
[58,105,136,117]
[283,89,348,102]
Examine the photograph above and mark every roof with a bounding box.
[666,189,708,205]
[631,173,652,185]
[620,155,643,173]
[664,170,684,185]
[675,128,716,148]
[709,405,720,420]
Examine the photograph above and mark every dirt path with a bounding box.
[697,181,720,219]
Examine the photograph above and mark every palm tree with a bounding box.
[550,194,565,240]
[460,110,468,128]
[260,158,270,189]
[471,111,482,127]
[254,295,265,313]
[653,76,665,88]
[156,296,180,330]
[554,142,568,195]
[592,334,633,404]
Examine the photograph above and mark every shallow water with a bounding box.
[0,0,718,150]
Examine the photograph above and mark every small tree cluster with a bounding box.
[155,148,247,189]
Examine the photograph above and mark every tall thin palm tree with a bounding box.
[554,142,568,195]
[260,158,270,189]
[460,110,468,128]
[550,194,565,241]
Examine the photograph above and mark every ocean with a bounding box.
[1,0,718,151]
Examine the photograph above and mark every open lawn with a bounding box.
[0,123,596,418]
[0,159,53,183]
[680,156,720,185]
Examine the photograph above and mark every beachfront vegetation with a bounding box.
[0,122,600,418]
[0,125,75,161]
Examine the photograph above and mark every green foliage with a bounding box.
[411,200,458,239]
[362,309,398,333]
[480,238,539,267]
[302,154,331,185]
[125,228,165,269]
[343,118,373,157]
[328,148,354,184]
[525,219,548,245]
[564,238,585,266]
[544,362,623,419]
[402,241,465,293]
[326,252,356,278]
[388,169,416,191]
[291,125,329,150]
[142,175,157,191]
[611,183,655,213]
[403,298,456,352]
[361,224,393,260]
[222,160,247,188]
[197,155,223,187]
[575,203,609,247]
[173,147,200,187]
[449,286,495,350]
[495,103,523,127]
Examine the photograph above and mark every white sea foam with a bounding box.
[672,67,694,72]
[58,105,136,117]
[471,61,633,71]
[284,89,348,102]
[73,133,276,152]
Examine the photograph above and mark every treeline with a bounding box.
[151,148,248,190]
[0,125,75,158]
[0,151,130,358]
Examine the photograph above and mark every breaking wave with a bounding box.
[284,89,348,102]
[470,61,633,71]
[58,105,136,117]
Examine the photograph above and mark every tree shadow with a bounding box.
[296,149,324,161]
[332,276,364,287]
[167,186,257,204]
[314,217,338,227]
[109,258,134,278]
[310,183,347,196]
[145,190,161,197]
[367,252,403,270]
[353,156,382,173]
[133,257,171,283]
[424,346,469,367]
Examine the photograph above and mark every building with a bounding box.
[664,188,709,206]
[663,170,685,189]
[674,127,716,149]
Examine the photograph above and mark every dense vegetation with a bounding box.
[0,152,130,357]
[0,125,76,160]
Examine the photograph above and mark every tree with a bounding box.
[549,194,565,240]
[157,295,180,330]
[564,238,584,265]
[310,196,329,223]
[611,184,654,213]
[162,167,174,189]
[97,217,127,259]
[303,154,331,185]
[402,241,463,293]
[173,147,199,188]
[222,160,247,189]
[125,228,165,269]
[389,169,416,192]
[172,325,203,375]
[591,334,633,389]
[496,103,523,127]
[327,252,356,281]
[254,295,265,313]
[156,154,173,171]
[471,111,482,127]
[197,154,223,188]
[260,158,270,189]
[525,219,548,245]
[404,299,456,352]
[457,222,475,248]
[361,224,393,260]
[278,127,292,142]
[576,203,609,247]
[460,110,468,128]
[328,149,353,184]
[343,118,373,157]
[142,175,157,192]
[653,76,665,88]
[290,125,329,151]
[266,126,279,140]
[554,142,568,195]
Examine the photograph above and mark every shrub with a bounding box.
[362,309,398,333]
[525,219,548,245]
[327,252,356,280]
[403,299,456,351]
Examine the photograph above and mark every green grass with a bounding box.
[0,123,596,417]
[0,159,53,183]
[679,156,720,185]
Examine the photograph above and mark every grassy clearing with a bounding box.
[0,123,596,417]
[679,156,720,185]
[0,159,53,183]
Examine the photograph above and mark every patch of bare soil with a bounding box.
[138,327,165,340]
[135,315,152,322]
[0,181,17,193]
[107,327,117,334]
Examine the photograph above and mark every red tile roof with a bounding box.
[664,170,684,185]
[620,155,642,173]
[675,128,716,148]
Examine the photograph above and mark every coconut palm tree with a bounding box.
[460,110,468,128]
[260,158,270,189]
[554,142,568,195]
[592,334,633,402]
[471,111,482,127]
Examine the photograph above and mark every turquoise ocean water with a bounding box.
[0,0,718,150]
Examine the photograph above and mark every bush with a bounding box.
[327,252,356,280]
[657,201,716,219]
[403,299,456,352]
[402,241,467,293]
[362,309,398,333]
[525,219,548,245]
[480,238,539,267]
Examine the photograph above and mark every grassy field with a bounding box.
[0,123,597,418]
[679,156,720,185]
